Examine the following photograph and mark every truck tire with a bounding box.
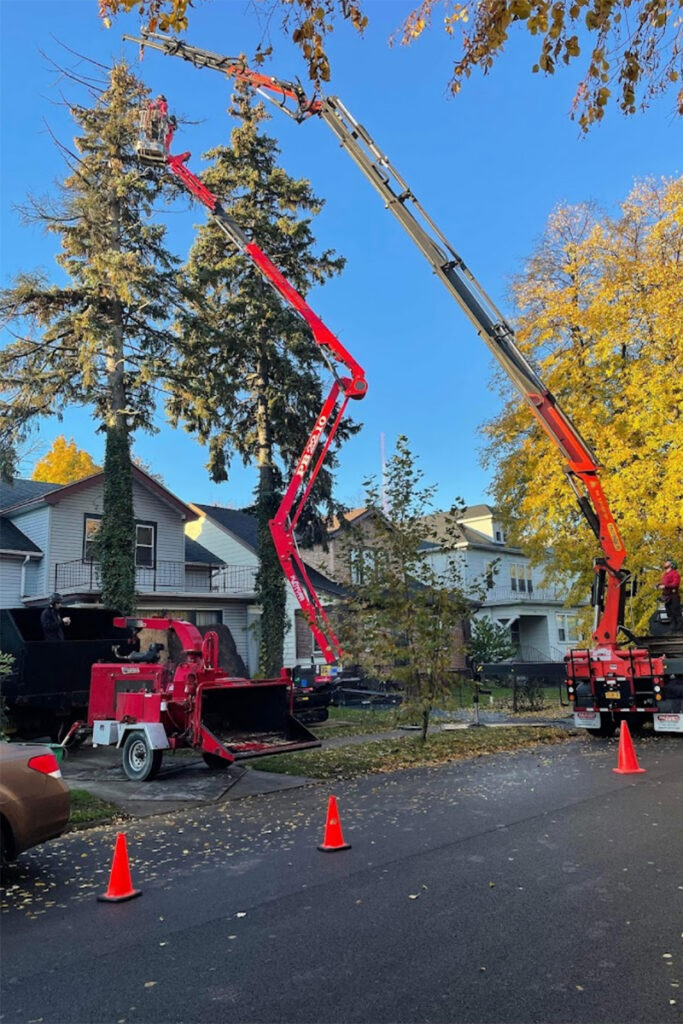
[122,731,163,781]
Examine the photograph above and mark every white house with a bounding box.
[187,504,345,673]
[421,504,584,662]
[0,470,339,675]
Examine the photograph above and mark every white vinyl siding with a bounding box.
[222,604,249,666]
[8,507,50,596]
[48,479,187,590]
[0,557,23,606]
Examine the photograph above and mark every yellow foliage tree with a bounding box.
[32,436,101,484]
[481,176,683,635]
[99,0,682,129]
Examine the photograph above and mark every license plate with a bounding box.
[604,690,620,699]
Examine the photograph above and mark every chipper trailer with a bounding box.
[125,30,683,735]
[85,617,319,781]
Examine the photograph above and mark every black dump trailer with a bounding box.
[0,608,129,740]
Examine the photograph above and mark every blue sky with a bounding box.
[1,0,680,511]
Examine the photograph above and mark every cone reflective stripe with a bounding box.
[613,721,646,775]
[318,795,351,852]
[98,832,142,902]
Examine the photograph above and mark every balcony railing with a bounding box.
[481,585,568,605]
[54,559,257,595]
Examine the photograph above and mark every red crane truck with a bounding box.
[125,30,683,736]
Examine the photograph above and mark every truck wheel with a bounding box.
[202,752,230,770]
[122,731,163,781]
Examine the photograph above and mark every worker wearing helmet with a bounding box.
[40,593,71,642]
[657,559,683,631]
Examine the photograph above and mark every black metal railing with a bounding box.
[54,559,257,594]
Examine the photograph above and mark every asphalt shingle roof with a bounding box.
[194,505,259,550]
[0,478,63,513]
[184,537,225,565]
[0,516,42,553]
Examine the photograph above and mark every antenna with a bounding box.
[380,432,389,514]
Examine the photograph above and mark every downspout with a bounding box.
[20,555,31,600]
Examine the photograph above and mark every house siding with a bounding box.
[186,516,257,569]
[0,557,23,607]
[221,604,249,667]
[48,479,187,592]
[8,507,50,597]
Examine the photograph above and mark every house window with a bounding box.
[83,515,102,561]
[135,522,156,568]
[510,563,532,594]
[495,530,502,543]
[485,562,495,589]
[556,613,578,644]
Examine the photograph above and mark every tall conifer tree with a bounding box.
[0,62,183,614]
[169,90,358,675]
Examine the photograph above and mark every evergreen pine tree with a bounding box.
[168,89,358,675]
[0,62,184,614]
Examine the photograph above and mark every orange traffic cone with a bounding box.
[97,832,142,902]
[613,721,646,775]
[317,795,351,852]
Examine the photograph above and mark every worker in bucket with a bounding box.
[40,593,71,642]
[657,558,683,631]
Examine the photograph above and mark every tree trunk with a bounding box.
[254,340,286,676]
[99,189,136,615]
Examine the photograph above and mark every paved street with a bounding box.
[2,735,683,1024]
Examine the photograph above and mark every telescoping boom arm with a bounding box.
[126,31,628,650]
[141,110,367,664]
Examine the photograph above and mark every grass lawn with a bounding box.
[68,789,126,829]
[256,725,578,780]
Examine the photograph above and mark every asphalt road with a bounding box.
[2,734,683,1024]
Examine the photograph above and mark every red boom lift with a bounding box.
[124,31,683,735]
[135,98,367,667]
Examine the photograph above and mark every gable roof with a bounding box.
[0,516,42,554]
[0,479,61,513]
[327,507,371,534]
[193,505,259,550]
[194,503,344,595]
[461,503,497,518]
[1,469,197,521]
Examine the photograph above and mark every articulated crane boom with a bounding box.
[125,30,627,649]
[127,33,674,735]
[137,104,367,664]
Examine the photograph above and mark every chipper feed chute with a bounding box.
[197,678,319,761]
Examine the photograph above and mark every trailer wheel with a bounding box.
[122,731,163,781]
[202,752,230,770]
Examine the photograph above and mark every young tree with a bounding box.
[0,62,184,614]
[482,176,683,632]
[340,436,475,741]
[468,617,516,665]
[101,0,682,129]
[32,436,101,484]
[167,89,357,676]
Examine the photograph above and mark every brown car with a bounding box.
[0,742,70,866]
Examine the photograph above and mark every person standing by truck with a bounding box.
[40,593,71,642]
[657,559,683,631]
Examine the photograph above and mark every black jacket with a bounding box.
[41,606,65,642]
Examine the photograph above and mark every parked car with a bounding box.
[0,742,70,867]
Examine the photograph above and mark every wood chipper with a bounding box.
[85,617,319,780]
